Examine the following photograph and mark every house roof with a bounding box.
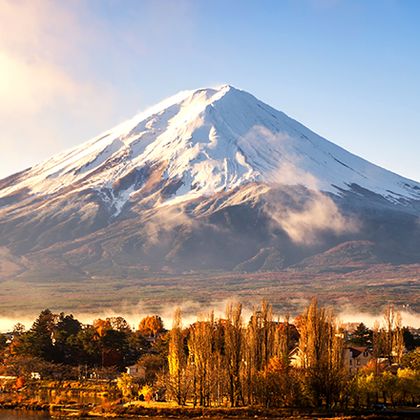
[345,346,370,358]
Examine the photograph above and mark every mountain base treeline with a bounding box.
[0,299,419,410]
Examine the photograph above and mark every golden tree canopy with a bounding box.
[93,318,112,337]
[138,315,164,337]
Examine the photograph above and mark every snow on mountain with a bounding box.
[1,84,420,279]
[1,84,420,215]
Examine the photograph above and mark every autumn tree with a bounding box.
[117,372,135,399]
[188,314,214,407]
[167,309,189,405]
[93,318,132,368]
[108,316,131,333]
[267,316,302,407]
[211,319,227,406]
[138,315,164,338]
[297,298,345,408]
[93,318,112,338]
[382,305,404,364]
[224,302,243,407]
[401,348,420,371]
[395,367,420,405]
[243,300,275,406]
[8,323,26,356]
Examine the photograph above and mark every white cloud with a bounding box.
[245,127,359,245]
[0,52,80,116]
[276,190,356,245]
[0,0,119,177]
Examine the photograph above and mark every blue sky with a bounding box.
[1,0,419,180]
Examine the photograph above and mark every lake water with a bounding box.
[0,411,51,419]
[0,410,129,419]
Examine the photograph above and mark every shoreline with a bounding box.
[1,401,420,419]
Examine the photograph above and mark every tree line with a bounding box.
[0,299,419,409]
[163,300,418,408]
[0,310,166,377]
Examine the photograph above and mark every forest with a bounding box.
[0,299,419,410]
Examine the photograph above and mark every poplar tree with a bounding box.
[225,302,243,407]
[167,308,188,405]
[188,313,214,407]
[382,305,404,364]
[244,301,275,406]
[297,299,344,408]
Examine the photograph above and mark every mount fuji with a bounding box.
[1,85,420,281]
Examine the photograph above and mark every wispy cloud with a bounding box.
[241,126,359,245]
[271,189,357,245]
[0,0,111,114]
[143,205,195,245]
[0,0,121,176]
[0,0,201,179]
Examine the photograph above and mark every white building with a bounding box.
[125,365,146,379]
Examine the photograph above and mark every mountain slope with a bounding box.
[0,85,419,279]
[2,85,420,208]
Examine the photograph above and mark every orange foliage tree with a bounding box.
[93,319,112,337]
[138,315,164,338]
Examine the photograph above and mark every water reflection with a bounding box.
[0,410,51,419]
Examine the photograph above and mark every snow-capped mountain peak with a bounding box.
[1,85,420,213]
[1,85,420,279]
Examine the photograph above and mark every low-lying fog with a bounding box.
[0,299,419,332]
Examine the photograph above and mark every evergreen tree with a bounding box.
[53,313,82,364]
[351,323,373,347]
[27,309,56,361]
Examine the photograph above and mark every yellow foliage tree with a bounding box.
[167,309,189,405]
[139,384,154,402]
[117,373,135,399]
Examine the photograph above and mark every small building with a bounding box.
[30,372,41,380]
[126,365,146,379]
[344,346,372,375]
